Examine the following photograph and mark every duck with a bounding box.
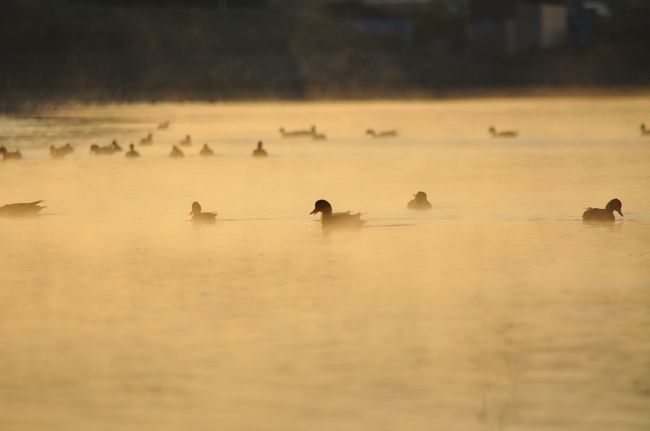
[50,143,74,158]
[582,198,624,222]
[110,140,123,152]
[252,141,268,157]
[158,121,170,130]
[366,128,397,138]
[0,146,23,160]
[170,145,185,158]
[279,125,316,138]
[180,135,192,146]
[641,124,650,136]
[0,200,46,217]
[189,201,217,223]
[489,127,518,138]
[310,199,365,229]
[90,144,115,155]
[407,191,432,210]
[199,143,214,157]
[139,133,153,145]
[125,144,140,158]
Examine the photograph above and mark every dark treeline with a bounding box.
[1,0,650,111]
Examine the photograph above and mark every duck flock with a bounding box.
[0,120,640,227]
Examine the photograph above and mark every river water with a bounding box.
[1,98,649,430]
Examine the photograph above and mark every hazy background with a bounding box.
[1,0,650,110]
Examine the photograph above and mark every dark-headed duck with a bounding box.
[310,199,364,229]
[489,127,518,138]
[189,201,217,223]
[582,198,624,222]
[252,141,268,157]
[407,191,432,210]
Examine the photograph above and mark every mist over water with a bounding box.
[1,98,650,430]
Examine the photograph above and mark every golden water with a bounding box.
[1,98,649,430]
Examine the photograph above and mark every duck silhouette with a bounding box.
[189,201,217,223]
[110,140,123,152]
[366,129,397,138]
[170,145,185,158]
[489,127,518,138]
[641,124,650,136]
[582,198,624,222]
[252,141,268,157]
[200,143,214,157]
[125,144,140,158]
[279,125,316,138]
[90,144,116,155]
[180,135,192,146]
[0,200,46,217]
[0,146,23,160]
[50,143,74,159]
[158,121,170,130]
[407,191,432,210]
[310,199,365,229]
[139,133,153,145]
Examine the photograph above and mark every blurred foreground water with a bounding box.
[1,98,649,431]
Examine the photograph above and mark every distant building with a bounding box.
[469,0,568,55]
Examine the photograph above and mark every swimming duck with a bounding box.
[90,144,115,155]
[641,124,650,136]
[125,144,140,158]
[189,201,217,223]
[0,200,45,217]
[139,133,153,145]
[366,129,398,138]
[110,140,123,152]
[158,121,170,130]
[170,145,185,158]
[199,143,214,157]
[252,141,268,157]
[310,199,365,229]
[0,146,23,160]
[279,125,316,138]
[180,135,192,146]
[582,198,624,222]
[50,143,74,158]
[489,127,518,138]
[407,191,432,210]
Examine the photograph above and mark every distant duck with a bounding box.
[407,191,432,210]
[641,124,650,136]
[139,133,153,145]
[189,201,217,223]
[279,125,316,138]
[252,141,268,157]
[50,143,74,158]
[366,129,397,138]
[111,140,123,152]
[582,198,624,222]
[0,146,22,160]
[158,121,170,130]
[125,144,140,158]
[0,200,45,217]
[90,144,115,155]
[199,143,214,157]
[310,199,365,229]
[489,127,518,138]
[170,145,185,158]
[180,135,192,146]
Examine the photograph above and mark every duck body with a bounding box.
[139,133,153,145]
[170,146,185,158]
[279,125,316,138]
[90,144,116,155]
[125,144,140,158]
[189,201,217,224]
[252,141,268,157]
[366,129,397,138]
[310,199,364,229]
[50,144,74,159]
[582,198,623,223]
[200,144,214,157]
[158,121,170,130]
[407,191,432,210]
[0,200,46,217]
[180,135,192,146]
[0,146,23,160]
[489,127,518,138]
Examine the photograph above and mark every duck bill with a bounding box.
[310,209,318,215]
[617,210,624,217]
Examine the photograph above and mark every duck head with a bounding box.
[257,141,263,150]
[90,144,99,153]
[129,144,135,151]
[488,127,496,134]
[189,201,202,215]
[413,191,428,202]
[366,129,375,135]
[606,198,623,217]
[0,146,6,155]
[310,199,333,216]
